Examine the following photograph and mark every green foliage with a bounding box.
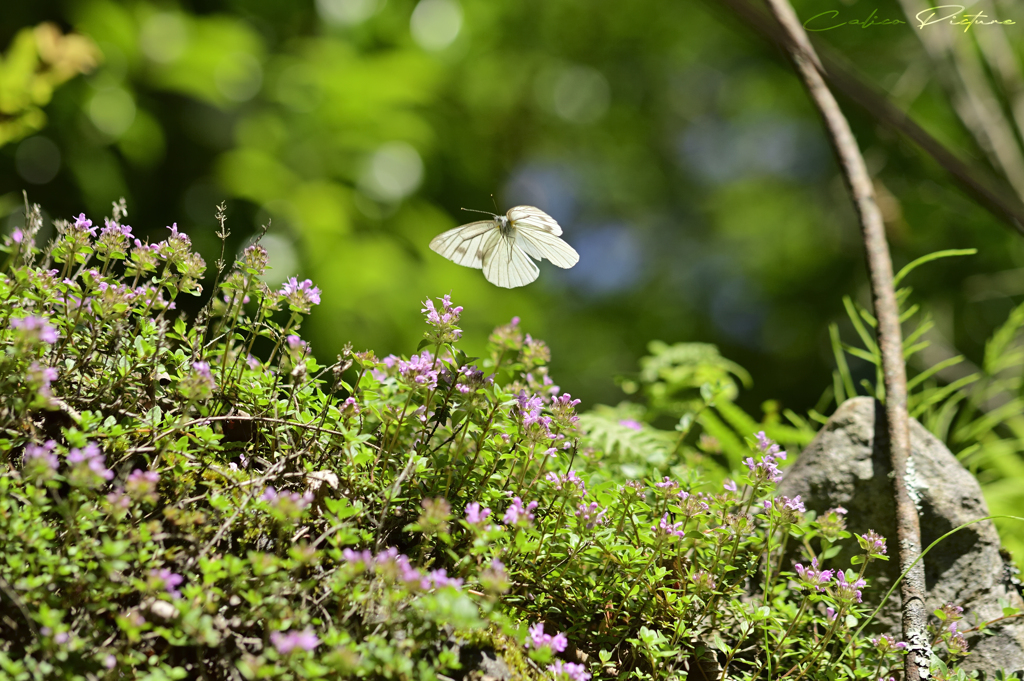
[581,340,815,484]
[0,23,99,146]
[0,203,1003,680]
[826,248,1024,560]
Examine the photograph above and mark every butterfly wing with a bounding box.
[507,205,563,236]
[429,221,497,269]
[483,231,540,288]
[514,226,580,269]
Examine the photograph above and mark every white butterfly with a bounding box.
[429,205,579,288]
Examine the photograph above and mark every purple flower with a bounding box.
[503,497,538,526]
[106,489,131,513]
[548,392,581,430]
[618,419,643,431]
[26,362,58,400]
[97,219,133,256]
[397,351,440,389]
[546,470,586,496]
[764,495,806,523]
[722,479,737,492]
[576,502,607,530]
[691,569,715,592]
[832,570,867,604]
[342,548,373,570]
[74,213,97,236]
[940,602,964,621]
[180,361,216,400]
[526,623,568,653]
[744,431,786,484]
[10,315,59,345]
[341,396,360,417]
[421,295,463,344]
[373,548,430,590]
[655,477,678,491]
[755,431,785,458]
[517,391,553,438]
[286,334,304,350]
[260,486,313,518]
[653,513,685,538]
[858,529,887,557]
[126,469,160,503]
[424,568,463,589]
[480,559,510,594]
[870,634,908,654]
[826,607,837,621]
[67,442,113,487]
[165,223,191,247]
[793,557,833,592]
[241,244,269,274]
[948,632,969,657]
[465,502,492,525]
[23,440,58,474]
[280,277,321,312]
[779,495,804,512]
[270,628,319,654]
[148,568,184,598]
[548,661,591,681]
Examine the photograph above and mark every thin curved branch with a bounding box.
[758,0,930,678]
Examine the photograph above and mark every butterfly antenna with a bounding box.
[460,207,498,217]
[490,194,500,212]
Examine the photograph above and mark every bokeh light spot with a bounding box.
[360,142,424,202]
[316,0,381,26]
[215,52,263,103]
[410,0,463,52]
[15,136,61,185]
[140,13,188,64]
[88,88,137,138]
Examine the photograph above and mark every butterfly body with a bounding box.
[429,205,579,288]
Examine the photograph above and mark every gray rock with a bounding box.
[777,397,1024,676]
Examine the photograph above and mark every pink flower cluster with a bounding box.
[546,470,586,496]
[270,628,319,654]
[832,570,867,604]
[526,623,568,653]
[858,529,887,557]
[280,277,321,313]
[548,661,591,681]
[743,431,787,484]
[342,547,464,590]
[421,294,463,344]
[396,351,440,389]
[793,557,833,592]
[465,502,492,525]
[576,502,607,530]
[503,497,538,526]
[10,315,59,344]
[653,513,685,538]
[23,440,59,474]
[67,442,113,487]
[148,568,184,598]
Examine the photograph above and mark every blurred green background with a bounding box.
[4,0,1024,447]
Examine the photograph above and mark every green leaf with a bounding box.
[894,248,977,287]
